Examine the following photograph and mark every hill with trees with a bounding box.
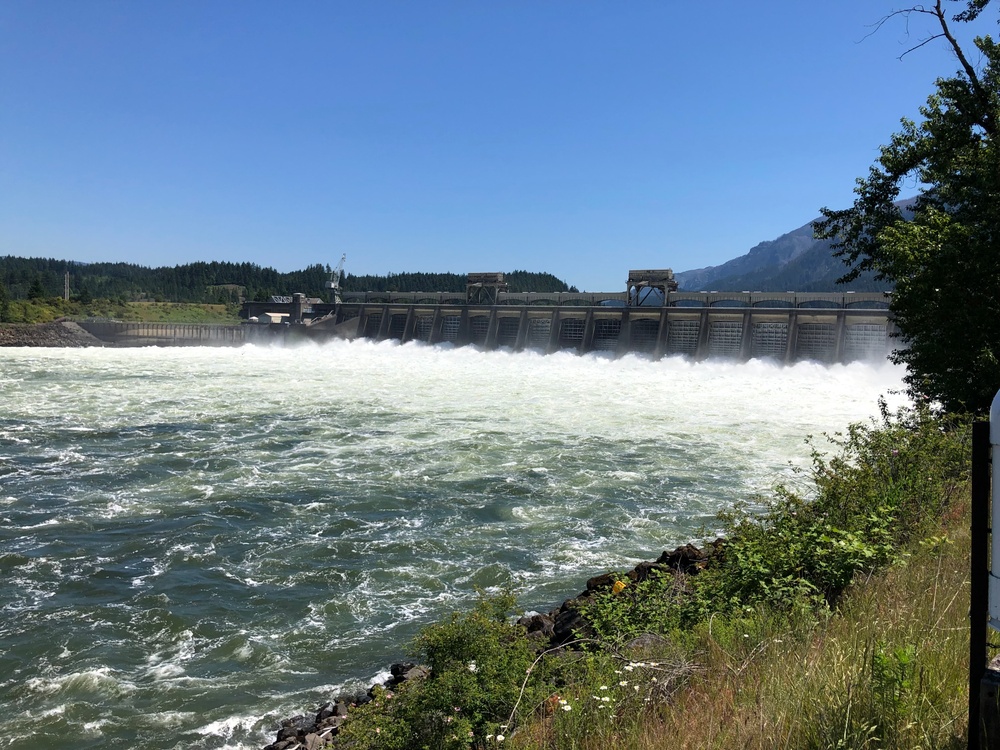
[0,256,574,306]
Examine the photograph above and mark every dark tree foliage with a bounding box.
[0,256,574,305]
[26,274,46,300]
[76,282,93,305]
[339,269,572,294]
[815,0,1000,415]
[0,279,10,322]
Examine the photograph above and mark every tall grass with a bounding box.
[505,514,969,749]
[636,520,970,749]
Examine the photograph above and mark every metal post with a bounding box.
[976,389,1000,749]
[972,420,990,748]
[989,390,1000,630]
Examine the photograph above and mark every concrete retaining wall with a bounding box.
[78,321,247,347]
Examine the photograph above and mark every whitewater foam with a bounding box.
[0,343,907,749]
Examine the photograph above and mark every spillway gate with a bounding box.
[244,291,896,364]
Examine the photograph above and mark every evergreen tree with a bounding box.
[0,279,10,322]
[26,274,45,300]
[77,282,93,305]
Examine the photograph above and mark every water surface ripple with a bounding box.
[0,342,906,749]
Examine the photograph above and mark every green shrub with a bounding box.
[580,403,969,636]
[334,590,544,749]
[686,402,968,619]
[582,571,687,643]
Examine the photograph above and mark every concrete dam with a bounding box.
[74,272,895,363]
[242,288,896,365]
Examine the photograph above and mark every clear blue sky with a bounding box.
[0,1,984,291]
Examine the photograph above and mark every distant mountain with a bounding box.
[674,205,911,293]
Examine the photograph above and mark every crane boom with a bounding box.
[325,253,346,303]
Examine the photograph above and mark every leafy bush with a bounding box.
[686,402,968,620]
[579,402,969,635]
[582,572,687,643]
[334,590,543,749]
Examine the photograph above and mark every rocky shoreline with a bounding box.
[0,321,105,347]
[259,540,722,750]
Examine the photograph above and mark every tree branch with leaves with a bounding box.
[816,1,1000,414]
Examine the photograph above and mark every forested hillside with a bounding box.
[0,256,573,303]
[339,269,574,294]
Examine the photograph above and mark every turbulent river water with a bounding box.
[0,341,907,749]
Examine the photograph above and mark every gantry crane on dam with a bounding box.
[326,253,346,305]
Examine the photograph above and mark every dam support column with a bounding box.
[654,307,670,359]
[376,305,391,340]
[546,309,561,354]
[484,308,500,350]
[400,307,417,344]
[833,310,847,363]
[739,311,753,360]
[428,308,444,344]
[291,294,306,324]
[784,311,799,363]
[354,306,370,339]
[695,308,711,360]
[616,309,631,357]
[456,309,471,346]
[513,309,529,352]
[580,309,596,353]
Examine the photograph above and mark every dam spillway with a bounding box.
[243,290,896,364]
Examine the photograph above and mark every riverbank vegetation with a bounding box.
[0,295,241,325]
[317,403,973,749]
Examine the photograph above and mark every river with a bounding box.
[0,341,906,749]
